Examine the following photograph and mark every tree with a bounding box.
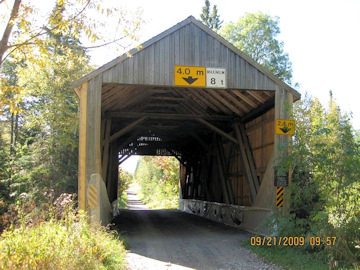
[134,156,179,209]
[220,12,292,83]
[0,0,142,66]
[0,0,142,139]
[277,92,360,266]
[200,0,223,32]
[0,4,93,199]
[14,31,91,194]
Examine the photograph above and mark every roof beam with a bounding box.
[73,87,80,99]
[146,103,180,108]
[110,112,233,121]
[240,98,275,124]
[231,90,257,108]
[151,96,186,101]
[191,134,211,152]
[110,116,149,143]
[247,91,267,103]
[206,89,243,115]
[195,117,238,144]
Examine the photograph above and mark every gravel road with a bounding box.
[112,187,281,270]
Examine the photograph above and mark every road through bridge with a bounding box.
[72,16,300,231]
[113,187,280,270]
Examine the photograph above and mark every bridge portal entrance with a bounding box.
[73,16,300,229]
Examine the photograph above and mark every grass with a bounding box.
[0,212,127,270]
[118,191,128,209]
[243,239,330,270]
[145,197,179,210]
[243,239,356,270]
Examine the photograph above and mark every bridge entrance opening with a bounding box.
[73,16,300,231]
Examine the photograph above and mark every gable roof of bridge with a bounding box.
[73,16,300,101]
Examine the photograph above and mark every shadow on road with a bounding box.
[112,187,280,270]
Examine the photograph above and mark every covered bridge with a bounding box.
[73,16,300,229]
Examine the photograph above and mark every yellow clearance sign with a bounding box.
[275,119,295,135]
[174,66,206,87]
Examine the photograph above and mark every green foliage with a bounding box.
[220,12,292,83]
[0,0,142,66]
[274,93,360,268]
[1,220,126,270]
[118,168,132,209]
[0,127,9,210]
[134,156,179,209]
[200,0,223,32]
[0,193,127,270]
[1,30,91,205]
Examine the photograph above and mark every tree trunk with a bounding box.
[14,113,18,148]
[0,0,22,66]
[10,113,14,155]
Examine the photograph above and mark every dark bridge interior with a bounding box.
[103,83,277,206]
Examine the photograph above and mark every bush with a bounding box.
[273,93,360,268]
[0,192,127,270]
[0,214,127,270]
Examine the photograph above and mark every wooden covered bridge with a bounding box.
[72,16,300,229]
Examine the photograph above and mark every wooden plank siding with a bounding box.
[223,108,275,206]
[101,23,279,91]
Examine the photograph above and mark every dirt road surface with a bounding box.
[113,187,281,270]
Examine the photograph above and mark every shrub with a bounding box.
[0,192,127,270]
[0,213,127,270]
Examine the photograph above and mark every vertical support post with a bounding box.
[102,119,112,183]
[110,145,119,203]
[206,150,215,201]
[179,163,186,199]
[100,119,106,154]
[78,76,102,212]
[217,137,234,204]
[233,123,257,205]
[200,152,207,200]
[214,136,230,204]
[78,82,88,211]
[274,86,293,212]
[107,140,119,203]
[240,124,259,192]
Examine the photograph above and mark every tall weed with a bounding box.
[0,191,127,270]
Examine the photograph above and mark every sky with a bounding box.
[101,0,360,172]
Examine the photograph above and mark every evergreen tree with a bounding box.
[200,0,211,28]
[210,4,222,31]
[200,0,223,32]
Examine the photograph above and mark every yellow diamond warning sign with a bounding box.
[276,119,295,135]
[174,66,206,87]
